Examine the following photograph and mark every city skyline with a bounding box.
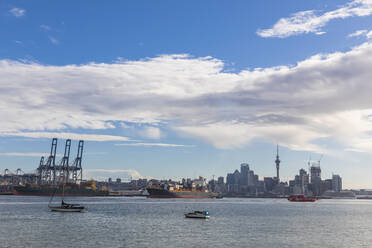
[0,138,349,190]
[1,0,372,188]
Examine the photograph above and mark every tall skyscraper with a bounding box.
[332,174,342,192]
[275,145,280,183]
[310,166,322,195]
[240,163,250,186]
[310,166,321,183]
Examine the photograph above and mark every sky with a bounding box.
[1,0,372,188]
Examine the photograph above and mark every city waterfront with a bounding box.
[1,196,372,248]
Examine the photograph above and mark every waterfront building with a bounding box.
[324,179,333,192]
[299,169,309,194]
[240,163,250,186]
[254,174,259,186]
[226,173,234,185]
[310,166,321,183]
[264,177,275,192]
[217,176,224,185]
[232,170,240,184]
[208,179,217,192]
[332,174,342,192]
[186,178,192,186]
[216,176,226,193]
[193,176,206,187]
[232,170,241,193]
[310,166,322,196]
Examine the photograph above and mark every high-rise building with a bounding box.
[226,173,234,185]
[217,176,224,185]
[216,176,226,193]
[248,170,255,186]
[324,179,333,191]
[332,174,342,192]
[310,166,321,183]
[253,174,259,186]
[264,177,275,192]
[233,170,240,185]
[291,169,309,194]
[310,166,322,195]
[240,163,250,186]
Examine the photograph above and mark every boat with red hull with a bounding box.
[288,195,317,202]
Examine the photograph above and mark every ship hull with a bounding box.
[288,195,317,202]
[147,187,217,199]
[13,186,109,197]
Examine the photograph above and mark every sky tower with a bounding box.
[275,145,280,183]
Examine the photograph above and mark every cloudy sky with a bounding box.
[1,0,372,188]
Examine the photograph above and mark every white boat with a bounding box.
[184,211,210,219]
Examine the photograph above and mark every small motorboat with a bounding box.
[49,200,85,212]
[288,195,317,202]
[184,210,210,219]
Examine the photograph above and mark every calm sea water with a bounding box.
[1,196,372,248]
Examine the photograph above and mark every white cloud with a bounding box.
[367,30,372,39]
[348,29,372,39]
[84,169,149,181]
[48,36,59,45]
[139,126,162,139]
[40,24,51,31]
[2,43,372,153]
[348,29,368,37]
[257,0,372,38]
[176,122,325,151]
[115,142,191,147]
[0,152,54,157]
[9,8,26,18]
[120,122,132,128]
[0,132,129,142]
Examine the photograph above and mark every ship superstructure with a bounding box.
[147,177,218,198]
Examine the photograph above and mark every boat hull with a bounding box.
[288,199,317,202]
[147,187,217,199]
[184,215,210,219]
[49,206,85,212]
[184,210,210,219]
[288,195,317,202]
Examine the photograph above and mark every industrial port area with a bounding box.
[0,138,369,199]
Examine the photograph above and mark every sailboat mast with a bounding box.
[62,169,67,203]
[62,182,65,202]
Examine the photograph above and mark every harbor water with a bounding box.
[1,196,372,248]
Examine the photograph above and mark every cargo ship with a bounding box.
[147,186,217,198]
[13,181,109,197]
[14,186,109,197]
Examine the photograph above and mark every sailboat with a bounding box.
[48,179,85,212]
